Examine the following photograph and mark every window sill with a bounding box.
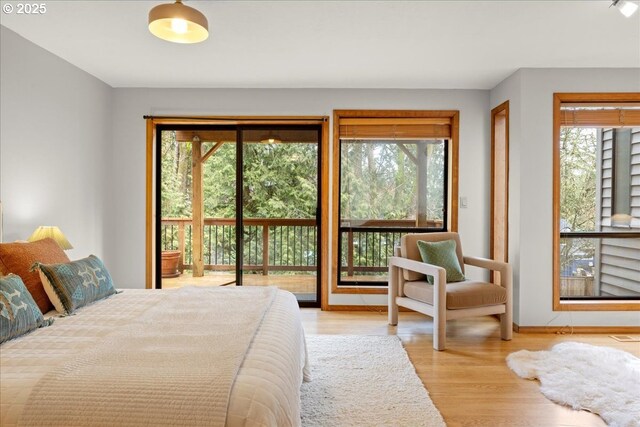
[554,299,640,311]
[332,285,388,295]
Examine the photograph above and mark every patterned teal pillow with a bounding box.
[417,240,466,284]
[1,274,54,343]
[33,255,116,315]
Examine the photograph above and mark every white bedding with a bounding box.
[0,288,308,427]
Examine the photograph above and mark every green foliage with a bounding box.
[161,131,192,218]
[559,127,598,273]
[203,142,236,218]
[340,141,445,222]
[242,143,318,218]
[162,133,318,220]
[560,128,597,232]
[161,133,447,275]
[338,140,445,280]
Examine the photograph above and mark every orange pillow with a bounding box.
[0,238,70,313]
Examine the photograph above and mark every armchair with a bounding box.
[388,232,512,350]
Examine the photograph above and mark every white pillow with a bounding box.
[38,270,66,313]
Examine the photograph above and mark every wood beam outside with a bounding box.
[202,142,224,163]
[192,138,204,277]
[397,143,418,164]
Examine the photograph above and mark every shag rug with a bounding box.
[507,342,640,427]
[300,335,445,427]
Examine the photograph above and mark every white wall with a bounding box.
[4,27,635,323]
[490,68,640,327]
[0,26,112,261]
[109,88,491,306]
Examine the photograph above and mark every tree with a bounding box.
[160,132,448,272]
[559,127,597,274]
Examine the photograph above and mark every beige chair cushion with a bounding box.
[403,280,507,310]
[400,232,465,281]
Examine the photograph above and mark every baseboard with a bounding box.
[513,324,640,334]
[325,305,412,312]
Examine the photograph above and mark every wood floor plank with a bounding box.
[301,309,639,427]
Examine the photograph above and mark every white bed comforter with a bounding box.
[0,287,309,427]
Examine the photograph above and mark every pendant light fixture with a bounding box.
[611,0,639,17]
[149,0,209,44]
[259,132,282,144]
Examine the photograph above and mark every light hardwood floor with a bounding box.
[300,309,640,427]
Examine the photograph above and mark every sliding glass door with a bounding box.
[156,124,321,306]
[238,128,321,304]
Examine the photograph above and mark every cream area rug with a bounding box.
[300,335,446,427]
[507,342,640,427]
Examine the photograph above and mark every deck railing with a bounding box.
[161,218,317,274]
[338,219,443,278]
[339,229,409,276]
[161,218,443,277]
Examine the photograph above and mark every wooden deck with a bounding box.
[162,272,317,295]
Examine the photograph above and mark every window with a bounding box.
[553,94,640,310]
[333,110,459,292]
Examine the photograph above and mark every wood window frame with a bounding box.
[491,101,509,283]
[552,93,640,311]
[331,109,459,295]
[145,116,331,310]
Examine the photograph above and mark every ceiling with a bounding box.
[1,1,639,89]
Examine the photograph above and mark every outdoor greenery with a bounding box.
[161,131,318,220]
[340,141,445,222]
[160,131,318,271]
[559,127,598,275]
[162,133,446,223]
[161,132,446,277]
[339,140,445,280]
[560,127,597,232]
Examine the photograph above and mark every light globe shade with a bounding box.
[611,213,633,228]
[27,226,73,250]
[259,136,282,144]
[614,0,639,17]
[149,0,208,44]
[259,132,282,144]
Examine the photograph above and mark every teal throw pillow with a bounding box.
[417,239,466,284]
[34,255,116,315]
[1,274,54,343]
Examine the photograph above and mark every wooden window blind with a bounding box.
[559,107,640,127]
[338,117,453,140]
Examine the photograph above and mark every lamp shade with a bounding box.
[28,226,73,250]
[613,0,639,17]
[259,133,282,144]
[611,213,633,228]
[149,0,209,44]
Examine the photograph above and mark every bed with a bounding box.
[0,286,309,427]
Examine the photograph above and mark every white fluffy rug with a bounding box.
[301,335,445,427]
[507,342,640,427]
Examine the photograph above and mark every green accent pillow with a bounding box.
[34,255,116,315]
[417,239,466,284]
[1,274,54,343]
